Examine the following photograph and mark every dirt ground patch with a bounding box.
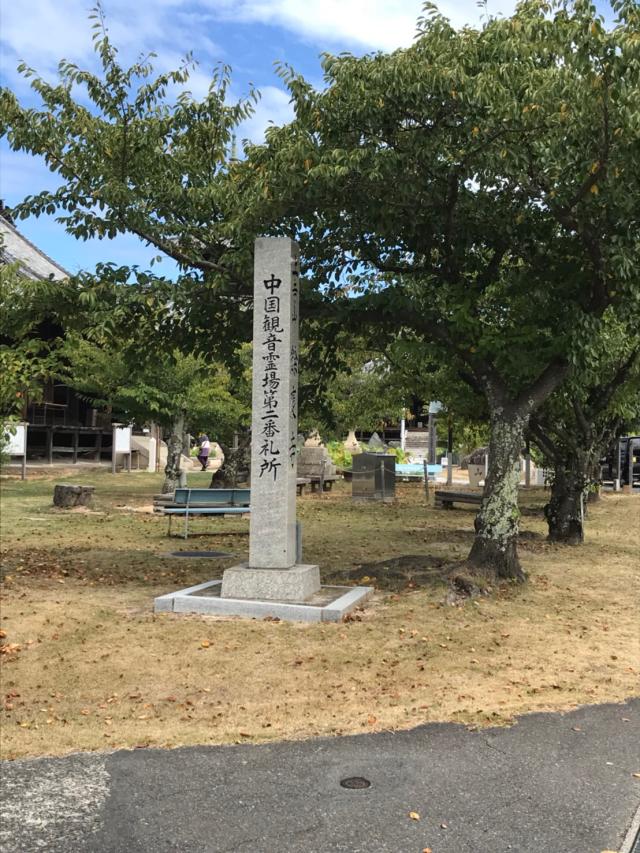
[1,471,638,759]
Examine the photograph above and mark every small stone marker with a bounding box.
[221,237,320,601]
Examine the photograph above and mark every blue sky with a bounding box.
[0,0,612,277]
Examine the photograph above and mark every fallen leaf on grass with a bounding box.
[422,848,432,852]
[367,715,377,725]
[0,643,21,655]
[0,630,6,639]
[408,811,420,821]
[200,640,210,648]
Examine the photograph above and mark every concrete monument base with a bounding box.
[154,580,373,623]
[221,563,320,601]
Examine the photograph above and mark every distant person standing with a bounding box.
[197,433,211,471]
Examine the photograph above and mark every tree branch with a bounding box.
[516,359,570,414]
[528,417,558,460]
[587,347,640,413]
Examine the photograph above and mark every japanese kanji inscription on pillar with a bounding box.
[248,237,300,569]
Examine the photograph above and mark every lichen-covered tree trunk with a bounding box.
[544,453,588,544]
[467,407,527,582]
[162,412,185,495]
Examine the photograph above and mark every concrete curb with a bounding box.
[620,801,640,853]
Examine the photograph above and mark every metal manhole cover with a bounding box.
[170,551,230,558]
[340,777,371,789]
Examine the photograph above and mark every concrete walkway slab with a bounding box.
[1,699,638,852]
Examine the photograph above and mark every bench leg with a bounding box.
[184,511,189,539]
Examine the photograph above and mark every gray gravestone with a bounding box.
[221,238,320,601]
[367,431,385,451]
[351,453,395,502]
[297,446,337,478]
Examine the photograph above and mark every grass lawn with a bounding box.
[1,468,638,759]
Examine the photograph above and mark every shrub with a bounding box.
[326,440,353,469]
[391,446,409,464]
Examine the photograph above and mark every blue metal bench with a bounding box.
[164,488,251,538]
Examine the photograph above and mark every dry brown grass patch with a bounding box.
[1,473,638,759]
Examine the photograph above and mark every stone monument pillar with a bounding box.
[221,238,320,601]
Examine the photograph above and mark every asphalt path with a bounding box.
[2,699,639,853]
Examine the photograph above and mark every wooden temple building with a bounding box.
[1,209,116,463]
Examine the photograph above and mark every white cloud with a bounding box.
[0,0,221,90]
[0,0,93,69]
[207,0,421,51]
[203,0,518,51]
[0,0,521,93]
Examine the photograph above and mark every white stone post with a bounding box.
[222,237,320,601]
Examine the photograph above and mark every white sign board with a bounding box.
[114,426,132,453]
[4,423,27,456]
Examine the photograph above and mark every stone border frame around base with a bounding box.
[154,580,374,623]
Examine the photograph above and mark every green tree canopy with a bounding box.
[240,0,640,579]
[2,1,639,580]
[0,3,259,359]
[529,315,640,542]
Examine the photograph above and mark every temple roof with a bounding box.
[0,213,69,281]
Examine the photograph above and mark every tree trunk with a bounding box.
[544,454,587,544]
[467,407,527,583]
[162,412,185,495]
[210,435,251,488]
[587,460,602,502]
[53,483,95,508]
[587,484,601,503]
